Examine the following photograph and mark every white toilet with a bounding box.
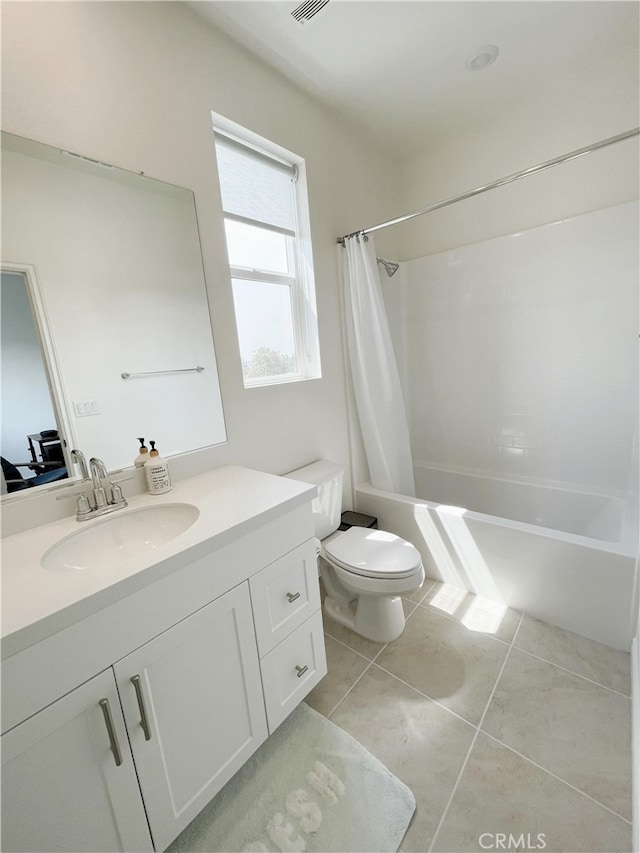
[286,460,425,643]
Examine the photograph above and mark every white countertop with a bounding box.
[1,466,315,658]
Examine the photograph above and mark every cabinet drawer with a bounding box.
[260,610,327,732]
[250,539,320,656]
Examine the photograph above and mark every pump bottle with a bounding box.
[134,438,150,468]
[145,441,172,494]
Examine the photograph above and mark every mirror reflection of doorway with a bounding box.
[1,270,68,493]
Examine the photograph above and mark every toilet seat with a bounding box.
[323,527,422,580]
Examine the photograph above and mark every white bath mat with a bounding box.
[168,702,415,853]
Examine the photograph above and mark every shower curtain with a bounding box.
[342,234,415,497]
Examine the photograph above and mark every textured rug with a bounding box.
[168,702,415,853]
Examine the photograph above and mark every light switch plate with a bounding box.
[73,400,101,417]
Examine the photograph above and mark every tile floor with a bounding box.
[306,580,632,853]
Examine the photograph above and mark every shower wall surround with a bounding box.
[395,200,638,501]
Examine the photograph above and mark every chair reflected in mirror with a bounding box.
[1,456,68,493]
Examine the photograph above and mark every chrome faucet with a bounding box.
[61,449,130,521]
[90,457,109,509]
[88,456,128,518]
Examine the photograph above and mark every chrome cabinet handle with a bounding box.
[286,591,301,603]
[131,675,152,741]
[99,698,123,766]
[295,664,309,678]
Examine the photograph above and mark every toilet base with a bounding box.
[324,594,406,644]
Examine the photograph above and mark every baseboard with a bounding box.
[632,633,639,853]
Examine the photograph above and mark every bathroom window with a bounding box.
[213,120,321,387]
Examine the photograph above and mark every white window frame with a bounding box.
[212,114,321,389]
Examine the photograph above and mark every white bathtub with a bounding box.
[356,464,638,650]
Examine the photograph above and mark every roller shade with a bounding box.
[215,134,297,236]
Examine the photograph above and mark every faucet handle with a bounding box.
[109,482,128,508]
[107,474,132,508]
[76,493,93,517]
[56,488,92,519]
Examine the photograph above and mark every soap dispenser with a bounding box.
[134,437,149,468]
[144,440,172,494]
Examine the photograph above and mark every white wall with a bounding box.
[393,45,639,259]
[1,1,400,531]
[399,201,639,499]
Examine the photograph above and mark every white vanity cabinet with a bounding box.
[113,583,268,852]
[1,669,153,853]
[1,467,325,853]
[1,583,268,853]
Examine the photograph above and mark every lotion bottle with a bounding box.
[145,440,172,494]
[134,437,150,468]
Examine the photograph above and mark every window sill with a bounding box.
[243,372,320,389]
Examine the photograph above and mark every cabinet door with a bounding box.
[114,582,268,852]
[1,669,153,853]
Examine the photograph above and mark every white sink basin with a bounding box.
[42,503,200,571]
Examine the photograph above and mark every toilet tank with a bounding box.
[284,460,344,540]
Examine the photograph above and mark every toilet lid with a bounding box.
[324,527,422,579]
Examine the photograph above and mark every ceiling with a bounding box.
[188,1,639,157]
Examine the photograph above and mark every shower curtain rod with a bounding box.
[337,127,640,244]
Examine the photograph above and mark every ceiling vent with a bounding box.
[291,0,330,26]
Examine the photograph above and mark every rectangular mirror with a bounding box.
[1,132,227,495]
